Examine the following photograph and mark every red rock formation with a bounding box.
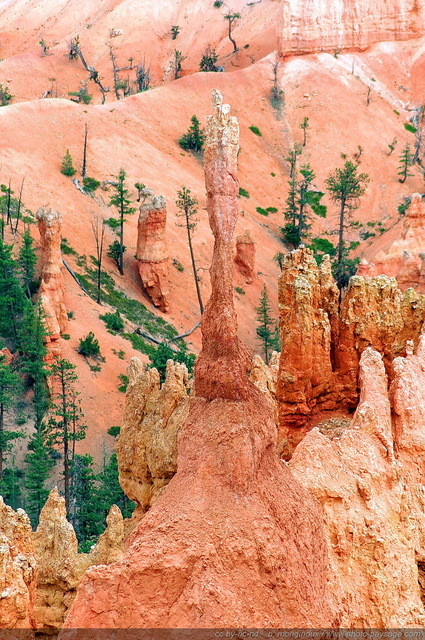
[290,347,425,627]
[279,0,425,56]
[277,247,425,458]
[33,488,124,630]
[36,207,67,340]
[117,357,190,524]
[0,497,36,630]
[234,230,255,283]
[63,91,337,630]
[358,194,425,292]
[136,190,169,313]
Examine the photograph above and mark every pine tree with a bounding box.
[24,427,54,527]
[282,164,326,248]
[325,160,370,291]
[398,143,414,183]
[0,460,23,511]
[255,285,279,365]
[61,150,76,177]
[224,12,240,52]
[18,301,49,431]
[179,116,205,152]
[176,186,204,315]
[300,117,309,147]
[70,453,100,545]
[46,359,87,514]
[0,239,27,344]
[108,169,135,276]
[18,229,38,297]
[0,356,23,480]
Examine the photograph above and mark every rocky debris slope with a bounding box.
[136,189,170,313]
[279,0,425,56]
[234,230,255,284]
[277,246,425,458]
[117,357,190,524]
[290,344,425,627]
[36,207,67,345]
[358,194,425,292]
[0,497,36,629]
[62,91,337,629]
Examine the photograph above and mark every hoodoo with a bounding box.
[36,207,67,340]
[136,189,170,313]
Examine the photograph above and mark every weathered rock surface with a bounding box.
[33,488,123,630]
[277,246,425,457]
[63,91,337,630]
[279,0,425,56]
[290,346,425,627]
[136,190,169,313]
[358,194,425,292]
[234,230,255,283]
[0,497,36,629]
[117,357,190,523]
[36,207,67,340]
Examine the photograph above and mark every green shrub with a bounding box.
[404,123,417,134]
[266,206,278,213]
[172,258,184,272]
[256,207,269,216]
[100,310,124,332]
[235,286,245,295]
[62,334,71,340]
[78,332,100,357]
[213,0,223,6]
[249,125,262,136]
[68,86,92,104]
[60,238,77,255]
[238,187,250,198]
[107,426,121,437]
[83,177,100,193]
[0,84,13,106]
[118,374,128,393]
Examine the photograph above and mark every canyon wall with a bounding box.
[36,207,67,342]
[279,0,425,56]
[63,91,337,629]
[136,190,169,313]
[277,247,425,457]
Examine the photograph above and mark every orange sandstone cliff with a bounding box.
[136,189,170,313]
[62,91,337,630]
[279,0,425,56]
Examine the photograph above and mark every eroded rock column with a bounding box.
[136,190,170,313]
[36,207,67,341]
